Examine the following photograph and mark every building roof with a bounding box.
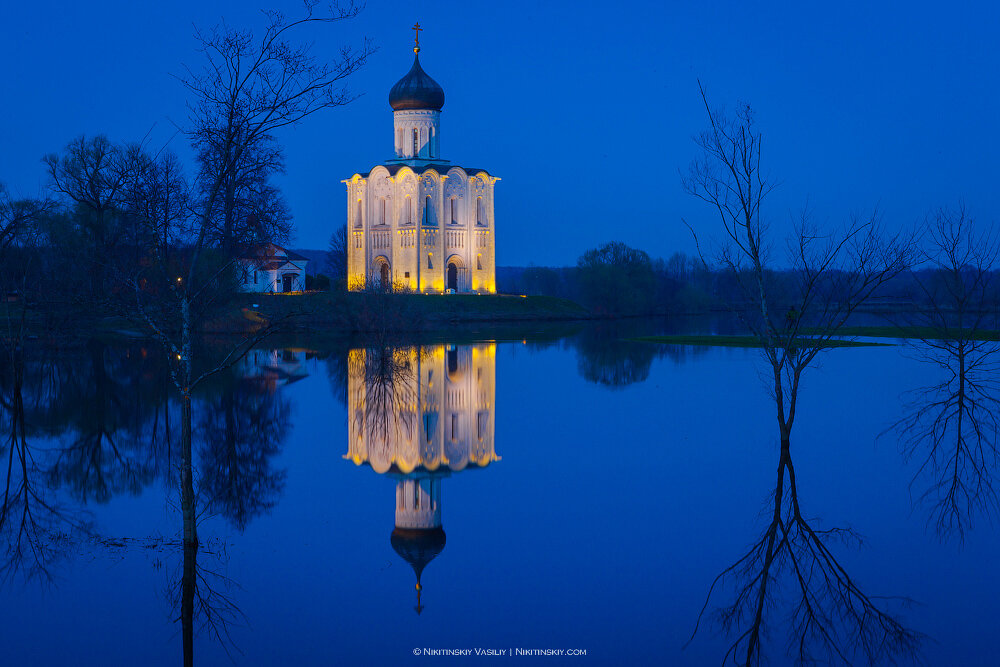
[256,260,301,271]
[352,164,493,179]
[283,248,309,261]
[388,53,445,112]
[238,243,309,267]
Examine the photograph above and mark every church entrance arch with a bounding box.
[373,256,391,289]
[445,255,465,292]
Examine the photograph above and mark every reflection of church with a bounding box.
[344,25,499,293]
[346,343,498,613]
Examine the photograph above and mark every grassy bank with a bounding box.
[799,325,1000,341]
[631,335,889,349]
[227,291,590,333]
[3,292,590,345]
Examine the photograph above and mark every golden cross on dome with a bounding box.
[413,22,422,53]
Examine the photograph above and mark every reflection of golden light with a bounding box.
[345,343,498,475]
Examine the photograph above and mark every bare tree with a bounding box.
[886,206,1000,540]
[120,147,192,262]
[177,0,373,264]
[0,185,51,335]
[326,224,348,287]
[109,16,374,628]
[683,87,914,450]
[682,82,918,664]
[44,135,132,296]
[0,185,50,258]
[198,139,291,255]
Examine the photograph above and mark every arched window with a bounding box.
[430,127,436,158]
[476,197,484,226]
[424,195,433,225]
[450,198,457,224]
[412,128,419,156]
[380,198,387,225]
[355,199,362,228]
[405,196,412,224]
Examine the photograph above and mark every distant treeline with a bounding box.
[496,242,1000,317]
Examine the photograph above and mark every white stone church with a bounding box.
[344,29,498,294]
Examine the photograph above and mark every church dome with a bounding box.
[389,54,445,111]
[391,526,447,580]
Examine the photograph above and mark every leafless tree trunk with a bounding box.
[128,0,372,402]
[683,81,918,665]
[120,9,372,653]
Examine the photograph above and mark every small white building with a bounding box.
[237,243,308,293]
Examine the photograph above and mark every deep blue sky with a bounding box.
[2,1,997,265]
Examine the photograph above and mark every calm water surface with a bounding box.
[1,324,997,665]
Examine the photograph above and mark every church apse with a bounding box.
[345,343,498,613]
[343,25,498,295]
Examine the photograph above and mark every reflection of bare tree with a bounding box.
[44,340,169,502]
[682,85,920,664]
[887,207,1000,540]
[171,383,247,666]
[573,325,656,389]
[351,346,418,448]
[0,348,89,584]
[570,321,715,388]
[690,444,920,665]
[324,347,350,407]
[169,467,246,667]
[892,349,999,540]
[197,379,289,531]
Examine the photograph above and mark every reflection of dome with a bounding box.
[391,526,447,614]
[391,526,447,579]
[389,54,445,111]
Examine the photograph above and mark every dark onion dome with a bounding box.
[391,526,446,581]
[389,54,445,111]
[391,526,447,615]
